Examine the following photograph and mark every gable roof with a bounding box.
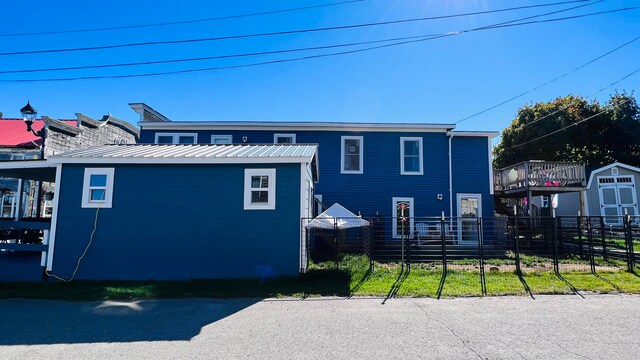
[0,119,76,148]
[586,162,640,188]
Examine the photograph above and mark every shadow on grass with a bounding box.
[592,272,624,293]
[554,270,584,298]
[516,271,535,300]
[349,266,373,296]
[383,266,409,304]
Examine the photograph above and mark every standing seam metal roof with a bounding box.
[49,144,318,159]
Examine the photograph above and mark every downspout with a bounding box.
[448,132,453,219]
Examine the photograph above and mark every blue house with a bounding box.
[0,143,318,281]
[132,103,498,242]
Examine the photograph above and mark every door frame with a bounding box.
[456,193,482,245]
[392,197,414,239]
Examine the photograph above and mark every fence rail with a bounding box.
[303,215,640,273]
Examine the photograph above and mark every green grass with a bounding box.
[1,255,639,301]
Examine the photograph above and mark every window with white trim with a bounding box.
[211,135,232,144]
[274,134,296,144]
[154,133,197,144]
[244,169,276,210]
[82,168,115,208]
[400,137,423,175]
[341,136,363,174]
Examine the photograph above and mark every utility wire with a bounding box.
[0,0,599,57]
[455,32,640,124]
[1,6,634,82]
[0,0,367,38]
[503,96,633,150]
[517,66,640,130]
[0,1,601,75]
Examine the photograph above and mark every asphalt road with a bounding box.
[1,294,639,359]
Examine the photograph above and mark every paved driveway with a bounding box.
[1,294,639,359]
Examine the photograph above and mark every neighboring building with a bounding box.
[0,144,318,281]
[552,162,639,224]
[0,114,139,218]
[131,103,498,241]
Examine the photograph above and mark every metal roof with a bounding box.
[49,144,318,163]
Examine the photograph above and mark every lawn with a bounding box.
[1,255,639,301]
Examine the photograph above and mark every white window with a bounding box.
[244,169,276,210]
[211,135,233,144]
[154,133,197,144]
[341,136,363,174]
[274,134,296,144]
[400,137,423,175]
[82,168,115,208]
[392,197,414,239]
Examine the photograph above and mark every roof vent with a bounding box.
[611,167,619,176]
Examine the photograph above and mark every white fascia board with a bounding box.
[446,131,500,138]
[0,160,55,170]
[586,162,640,189]
[48,156,314,165]
[139,121,455,132]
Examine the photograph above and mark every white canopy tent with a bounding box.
[305,203,369,230]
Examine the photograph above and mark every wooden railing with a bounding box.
[0,219,50,252]
[493,161,586,192]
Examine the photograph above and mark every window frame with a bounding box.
[211,135,233,144]
[154,133,198,144]
[274,133,296,144]
[81,168,115,208]
[244,169,276,210]
[340,136,363,174]
[400,137,424,175]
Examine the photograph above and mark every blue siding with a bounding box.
[142,129,455,218]
[451,137,493,217]
[52,163,301,280]
[0,253,42,281]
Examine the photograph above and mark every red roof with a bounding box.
[0,119,77,147]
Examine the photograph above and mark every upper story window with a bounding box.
[244,169,276,210]
[155,133,197,144]
[211,135,233,144]
[341,136,363,174]
[82,168,115,208]
[400,137,423,175]
[274,134,296,144]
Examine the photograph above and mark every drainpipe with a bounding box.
[448,132,453,219]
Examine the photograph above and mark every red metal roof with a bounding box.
[0,119,76,148]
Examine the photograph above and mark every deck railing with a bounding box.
[493,161,586,192]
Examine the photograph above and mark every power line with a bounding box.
[502,96,633,151]
[517,66,640,130]
[0,0,367,38]
[0,0,599,57]
[0,1,601,76]
[1,6,634,83]
[455,32,640,124]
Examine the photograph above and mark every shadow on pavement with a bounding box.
[0,298,259,345]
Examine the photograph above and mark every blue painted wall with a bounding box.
[0,252,42,281]
[141,128,493,221]
[52,163,301,281]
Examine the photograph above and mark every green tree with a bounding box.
[493,93,640,169]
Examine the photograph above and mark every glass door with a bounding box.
[457,194,482,245]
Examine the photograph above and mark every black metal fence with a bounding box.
[302,215,640,273]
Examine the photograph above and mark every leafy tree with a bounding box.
[493,93,640,169]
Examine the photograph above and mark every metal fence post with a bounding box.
[599,216,607,262]
[577,216,584,259]
[587,217,595,273]
[514,213,521,274]
[334,218,339,271]
[478,217,487,296]
[441,216,447,273]
[623,215,634,272]
[553,216,559,274]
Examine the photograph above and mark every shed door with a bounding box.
[598,176,638,225]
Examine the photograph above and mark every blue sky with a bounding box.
[0,0,638,134]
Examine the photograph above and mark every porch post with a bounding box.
[14,179,23,220]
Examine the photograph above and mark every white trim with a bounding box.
[244,168,276,210]
[456,193,482,245]
[586,162,640,189]
[140,121,455,132]
[392,197,414,239]
[211,135,232,144]
[47,164,63,271]
[81,168,115,208]
[274,133,297,144]
[446,131,500,138]
[341,136,363,174]
[49,156,314,165]
[488,138,494,195]
[583,191,589,216]
[0,160,55,170]
[154,132,198,144]
[400,137,423,175]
